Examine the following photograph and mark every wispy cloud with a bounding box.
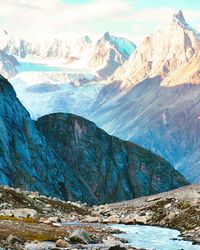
[0,0,199,44]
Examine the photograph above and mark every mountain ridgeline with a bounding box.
[0,76,187,204]
[89,11,200,183]
[7,11,200,184]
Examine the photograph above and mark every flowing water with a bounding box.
[112,224,200,250]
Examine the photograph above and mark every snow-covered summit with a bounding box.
[0,29,135,79]
[112,10,200,88]
[88,32,136,78]
[171,10,200,36]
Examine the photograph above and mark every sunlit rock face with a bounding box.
[88,11,200,183]
[88,32,136,78]
[112,10,200,88]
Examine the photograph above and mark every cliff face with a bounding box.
[87,11,200,183]
[0,76,95,204]
[36,113,187,204]
[0,51,18,78]
[0,76,187,204]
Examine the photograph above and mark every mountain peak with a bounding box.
[0,28,8,36]
[84,35,92,43]
[103,31,111,41]
[76,35,92,44]
[172,10,187,25]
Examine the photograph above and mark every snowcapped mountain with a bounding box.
[1,34,92,59]
[0,29,19,77]
[7,10,200,184]
[0,50,18,78]
[88,11,200,183]
[0,29,135,78]
[7,31,136,119]
[88,32,136,78]
[112,10,200,88]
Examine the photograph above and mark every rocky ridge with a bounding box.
[112,10,200,88]
[0,75,98,205]
[0,30,136,79]
[0,75,187,205]
[88,32,136,78]
[35,113,187,204]
[88,11,200,183]
[7,11,200,184]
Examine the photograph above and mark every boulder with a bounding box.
[25,241,55,250]
[69,229,89,244]
[6,234,25,245]
[121,213,149,225]
[166,212,176,221]
[48,216,61,223]
[55,239,69,248]
[107,246,127,250]
[134,214,148,225]
[103,236,127,250]
[52,222,62,227]
[0,208,37,218]
[121,215,136,225]
[81,215,101,223]
[146,196,161,202]
[102,215,120,224]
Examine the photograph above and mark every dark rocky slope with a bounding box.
[0,75,187,204]
[36,113,187,204]
[0,76,95,204]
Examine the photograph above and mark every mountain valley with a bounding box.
[3,11,199,183]
[0,2,199,249]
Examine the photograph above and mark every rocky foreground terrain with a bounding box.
[0,184,199,249]
[0,185,138,250]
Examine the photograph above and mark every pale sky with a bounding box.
[0,0,199,44]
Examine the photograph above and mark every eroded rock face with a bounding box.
[36,113,187,204]
[0,76,187,205]
[0,76,95,204]
[88,32,136,78]
[89,11,200,183]
[0,51,18,78]
[113,10,200,88]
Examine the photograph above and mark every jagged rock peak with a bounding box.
[84,35,92,43]
[172,10,188,27]
[0,28,8,35]
[103,32,111,41]
[173,10,186,23]
[77,35,92,44]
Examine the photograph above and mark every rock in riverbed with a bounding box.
[69,229,90,244]
[55,239,69,248]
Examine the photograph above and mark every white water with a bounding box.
[112,224,200,250]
